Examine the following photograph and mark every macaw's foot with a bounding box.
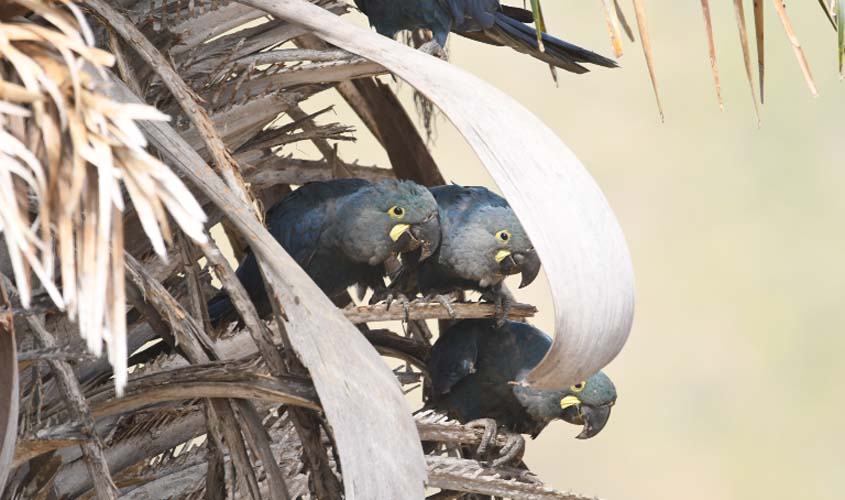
[466,418,499,456]
[425,293,457,319]
[419,40,448,60]
[466,418,526,467]
[370,288,411,321]
[389,293,411,322]
[495,293,514,326]
[490,432,526,467]
[480,290,513,327]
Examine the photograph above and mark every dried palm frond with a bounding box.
[734,0,762,124]
[0,0,206,395]
[528,0,841,120]
[6,1,843,499]
[599,0,626,58]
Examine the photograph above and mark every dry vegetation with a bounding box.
[0,0,839,498]
[0,1,573,497]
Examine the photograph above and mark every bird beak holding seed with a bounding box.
[414,214,441,261]
[391,216,441,260]
[495,249,541,288]
[392,225,418,255]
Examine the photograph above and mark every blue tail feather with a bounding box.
[494,12,617,70]
[207,293,234,327]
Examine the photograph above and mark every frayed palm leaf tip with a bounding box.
[0,0,207,395]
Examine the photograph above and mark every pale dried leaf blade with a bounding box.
[614,0,636,41]
[0,1,207,397]
[243,0,634,390]
[0,300,17,490]
[84,0,257,215]
[700,0,724,110]
[772,0,818,96]
[631,0,664,121]
[754,0,765,104]
[426,455,595,499]
[733,0,762,125]
[600,0,625,57]
[838,0,844,77]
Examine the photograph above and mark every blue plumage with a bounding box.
[208,178,440,326]
[392,185,541,310]
[427,319,617,438]
[354,0,617,73]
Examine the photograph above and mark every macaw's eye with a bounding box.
[388,206,405,219]
[571,381,586,393]
[495,230,511,243]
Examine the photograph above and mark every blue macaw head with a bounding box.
[513,370,617,439]
[338,180,440,266]
[441,204,541,289]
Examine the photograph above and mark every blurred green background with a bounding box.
[304,2,845,499]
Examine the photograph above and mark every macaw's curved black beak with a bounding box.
[562,403,613,440]
[496,249,541,288]
[411,214,440,261]
[516,250,541,288]
[391,214,440,261]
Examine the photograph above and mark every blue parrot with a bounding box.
[208,178,440,326]
[425,319,617,464]
[390,184,541,320]
[353,0,617,73]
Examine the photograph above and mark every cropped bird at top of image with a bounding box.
[353,0,618,73]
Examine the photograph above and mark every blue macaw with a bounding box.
[390,185,541,320]
[208,178,440,325]
[428,319,617,439]
[354,0,617,73]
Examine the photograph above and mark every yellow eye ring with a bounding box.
[570,381,586,393]
[388,206,405,219]
[495,229,511,243]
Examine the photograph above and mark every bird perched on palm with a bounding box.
[426,319,617,465]
[208,178,440,326]
[389,184,540,322]
[353,0,617,73]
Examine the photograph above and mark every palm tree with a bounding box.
[0,0,837,498]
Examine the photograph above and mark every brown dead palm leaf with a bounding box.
[0,0,207,396]
[733,0,761,124]
[599,0,626,58]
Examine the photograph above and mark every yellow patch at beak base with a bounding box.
[559,395,581,410]
[390,223,410,242]
[495,249,512,263]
